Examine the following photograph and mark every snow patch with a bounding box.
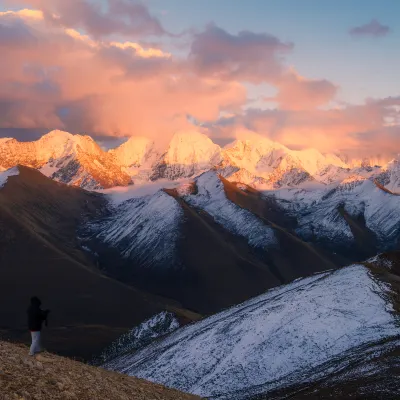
[39,163,60,177]
[0,167,19,188]
[183,171,276,248]
[98,312,180,366]
[84,190,183,267]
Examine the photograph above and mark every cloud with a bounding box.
[210,96,400,159]
[0,5,398,160]
[349,19,391,37]
[267,70,338,110]
[3,0,167,38]
[0,11,246,144]
[0,9,43,19]
[190,24,293,83]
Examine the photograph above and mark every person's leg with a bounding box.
[29,331,41,356]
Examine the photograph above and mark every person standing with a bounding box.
[27,297,50,356]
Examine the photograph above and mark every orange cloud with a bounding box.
[269,70,338,110]
[0,10,246,145]
[0,3,399,160]
[212,98,400,159]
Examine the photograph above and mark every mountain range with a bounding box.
[1,129,399,192]
[1,130,400,317]
[1,130,400,397]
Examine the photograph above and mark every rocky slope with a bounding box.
[0,341,201,400]
[0,130,131,189]
[103,252,400,400]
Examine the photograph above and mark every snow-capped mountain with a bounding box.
[108,130,222,182]
[375,157,400,194]
[220,137,348,188]
[149,131,222,181]
[180,171,276,248]
[267,176,400,252]
[2,129,399,193]
[103,254,400,399]
[2,129,400,269]
[0,130,131,189]
[108,136,161,181]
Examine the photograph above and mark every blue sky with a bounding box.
[148,0,400,104]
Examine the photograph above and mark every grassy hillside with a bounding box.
[0,340,202,400]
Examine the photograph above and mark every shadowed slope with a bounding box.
[164,188,282,314]
[0,167,192,359]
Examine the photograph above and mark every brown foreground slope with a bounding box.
[0,341,201,400]
[0,166,196,360]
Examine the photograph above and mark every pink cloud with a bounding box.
[211,98,400,159]
[269,71,338,110]
[0,5,399,160]
[0,11,246,143]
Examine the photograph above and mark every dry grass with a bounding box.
[0,341,202,400]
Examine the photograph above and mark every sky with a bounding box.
[0,0,399,158]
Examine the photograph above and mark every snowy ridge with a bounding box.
[376,158,400,193]
[149,131,222,181]
[220,137,347,188]
[181,171,276,248]
[105,264,399,399]
[0,130,131,189]
[270,178,400,245]
[0,166,19,188]
[2,129,399,193]
[83,190,183,268]
[96,312,180,366]
[108,136,161,183]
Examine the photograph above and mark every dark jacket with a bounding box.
[27,297,49,332]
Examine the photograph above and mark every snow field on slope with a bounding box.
[99,312,180,366]
[86,190,183,266]
[111,265,399,398]
[0,167,19,188]
[269,178,400,242]
[183,171,276,248]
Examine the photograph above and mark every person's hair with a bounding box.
[30,296,41,306]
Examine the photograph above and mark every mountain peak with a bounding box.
[109,136,156,168]
[146,130,222,181]
[0,130,131,189]
[166,131,221,161]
